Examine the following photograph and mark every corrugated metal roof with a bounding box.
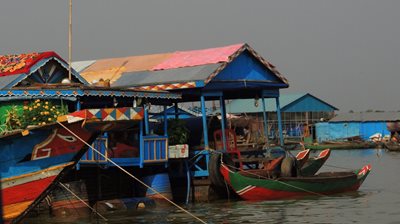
[0,52,62,77]
[152,44,243,70]
[329,112,400,122]
[75,43,289,88]
[112,64,221,87]
[71,60,96,73]
[77,53,173,84]
[0,54,88,89]
[0,74,25,89]
[0,87,180,100]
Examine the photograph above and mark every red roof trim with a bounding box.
[0,51,63,77]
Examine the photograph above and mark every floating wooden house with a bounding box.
[0,51,181,217]
[222,93,338,140]
[74,43,290,179]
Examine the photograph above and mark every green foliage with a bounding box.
[1,100,68,134]
[167,119,190,145]
[21,99,67,127]
[4,106,23,132]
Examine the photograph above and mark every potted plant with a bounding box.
[167,119,190,158]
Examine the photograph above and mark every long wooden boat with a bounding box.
[0,107,144,223]
[384,142,400,151]
[304,142,376,150]
[220,160,371,201]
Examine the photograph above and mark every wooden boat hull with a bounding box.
[384,142,400,151]
[300,149,331,176]
[220,162,371,201]
[304,142,376,150]
[0,107,144,223]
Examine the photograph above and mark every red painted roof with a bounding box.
[0,51,62,77]
[152,43,244,70]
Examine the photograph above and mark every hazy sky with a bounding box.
[1,1,399,112]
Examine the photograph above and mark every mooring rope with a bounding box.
[57,121,207,224]
[323,164,352,170]
[59,182,108,221]
[211,150,327,197]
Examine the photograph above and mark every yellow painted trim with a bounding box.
[3,200,33,220]
[57,115,68,122]
[1,162,73,183]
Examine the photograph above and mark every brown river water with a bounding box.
[23,149,400,224]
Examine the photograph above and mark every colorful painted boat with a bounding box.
[295,149,310,168]
[0,107,144,223]
[220,160,371,201]
[300,149,331,176]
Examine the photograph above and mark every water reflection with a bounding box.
[23,149,400,224]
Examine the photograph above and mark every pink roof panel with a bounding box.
[152,43,244,70]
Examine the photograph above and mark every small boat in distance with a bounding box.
[219,156,371,201]
[384,141,400,151]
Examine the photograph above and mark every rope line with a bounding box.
[57,121,207,224]
[59,182,108,221]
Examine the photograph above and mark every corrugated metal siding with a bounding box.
[316,121,391,141]
[315,122,360,142]
[112,64,221,87]
[360,122,390,140]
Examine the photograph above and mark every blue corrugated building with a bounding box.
[316,111,400,142]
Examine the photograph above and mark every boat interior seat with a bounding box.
[214,129,243,169]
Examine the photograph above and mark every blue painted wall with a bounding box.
[214,50,281,83]
[360,122,390,139]
[315,122,360,142]
[284,94,337,112]
[316,121,391,142]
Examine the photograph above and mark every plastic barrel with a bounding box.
[143,173,172,201]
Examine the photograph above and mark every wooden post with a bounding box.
[200,95,209,149]
[144,104,149,135]
[68,0,72,80]
[219,96,227,151]
[163,105,168,136]
[276,97,284,146]
[261,96,269,146]
[174,102,179,119]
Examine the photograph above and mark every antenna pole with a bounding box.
[68,0,72,80]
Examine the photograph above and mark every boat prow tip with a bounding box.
[358,164,372,176]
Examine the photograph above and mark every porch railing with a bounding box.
[141,135,168,165]
[80,136,108,163]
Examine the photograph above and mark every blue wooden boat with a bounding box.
[0,107,144,223]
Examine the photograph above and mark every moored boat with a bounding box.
[384,142,400,151]
[300,149,331,176]
[219,158,371,201]
[1,107,144,223]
